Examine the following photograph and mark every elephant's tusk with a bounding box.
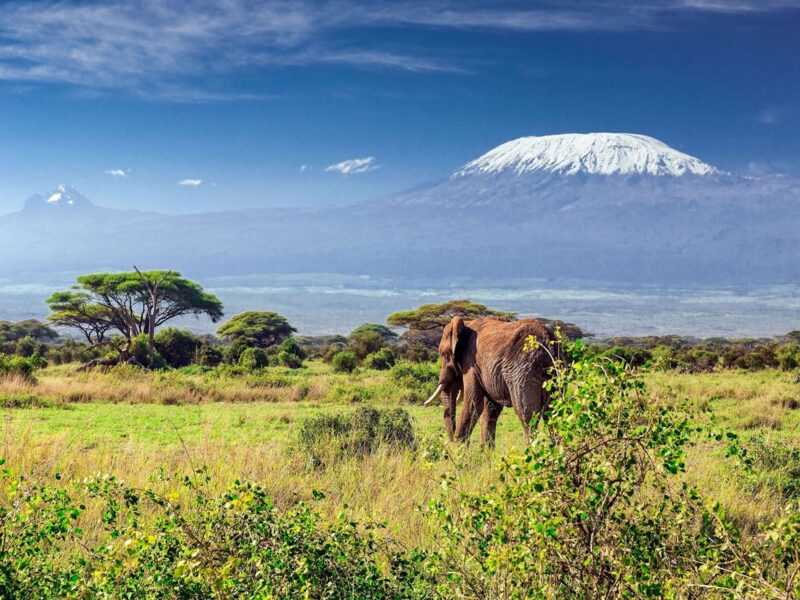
[423,383,444,406]
[455,389,461,403]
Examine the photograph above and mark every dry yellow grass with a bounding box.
[2,364,798,545]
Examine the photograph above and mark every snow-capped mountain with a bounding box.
[0,133,798,286]
[23,184,94,213]
[453,133,718,178]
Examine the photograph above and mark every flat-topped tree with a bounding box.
[388,299,516,330]
[387,300,517,348]
[217,311,296,359]
[46,270,222,363]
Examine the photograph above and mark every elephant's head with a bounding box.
[424,316,466,439]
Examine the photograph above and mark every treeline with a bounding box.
[588,333,800,373]
[0,269,798,376]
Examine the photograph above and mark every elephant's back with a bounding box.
[469,317,556,364]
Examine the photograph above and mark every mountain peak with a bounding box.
[23,184,93,213]
[453,133,719,178]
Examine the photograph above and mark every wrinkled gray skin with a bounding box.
[432,316,557,445]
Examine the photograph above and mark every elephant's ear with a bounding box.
[449,316,465,356]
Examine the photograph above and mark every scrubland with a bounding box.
[1,359,799,597]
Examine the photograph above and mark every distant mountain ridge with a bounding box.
[1,132,798,285]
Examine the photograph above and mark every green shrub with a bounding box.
[296,406,416,467]
[0,466,431,598]
[0,352,47,380]
[326,383,375,404]
[239,347,269,370]
[14,336,40,358]
[423,338,800,597]
[195,343,223,367]
[129,334,166,370]
[154,327,200,368]
[389,360,438,402]
[363,347,397,371]
[350,331,387,362]
[396,342,437,363]
[776,343,800,371]
[599,344,652,367]
[331,350,357,373]
[276,337,306,369]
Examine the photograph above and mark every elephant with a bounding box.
[424,316,558,444]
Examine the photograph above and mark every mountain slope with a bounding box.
[0,133,798,285]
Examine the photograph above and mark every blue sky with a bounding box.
[0,0,798,214]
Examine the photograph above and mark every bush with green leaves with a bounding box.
[776,342,800,371]
[424,339,800,598]
[0,352,47,380]
[296,406,417,467]
[276,337,307,369]
[363,347,397,371]
[331,350,357,373]
[195,343,223,367]
[350,331,388,362]
[153,327,200,368]
[129,334,167,369]
[0,463,432,598]
[388,360,438,402]
[239,346,269,370]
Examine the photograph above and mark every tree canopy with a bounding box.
[0,319,58,344]
[217,311,296,349]
[348,323,398,342]
[46,270,223,358]
[387,299,516,331]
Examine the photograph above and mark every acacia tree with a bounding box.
[217,311,296,349]
[46,270,223,362]
[387,299,516,347]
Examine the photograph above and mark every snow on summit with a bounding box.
[453,133,719,178]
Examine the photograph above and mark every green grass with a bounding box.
[1,362,798,537]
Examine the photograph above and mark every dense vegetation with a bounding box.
[1,285,799,597]
[1,342,799,597]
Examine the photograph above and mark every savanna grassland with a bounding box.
[1,358,799,597]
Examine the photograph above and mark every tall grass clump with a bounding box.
[296,406,417,467]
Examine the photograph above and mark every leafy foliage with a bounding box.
[349,323,398,343]
[387,299,516,331]
[239,347,269,370]
[154,327,200,368]
[331,351,357,373]
[0,464,431,598]
[296,406,417,467]
[0,352,47,380]
[217,311,295,350]
[363,347,397,371]
[46,271,222,360]
[276,337,307,369]
[424,339,800,598]
[0,319,58,354]
[389,360,438,402]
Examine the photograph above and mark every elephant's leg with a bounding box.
[455,373,484,444]
[511,377,544,439]
[479,399,503,446]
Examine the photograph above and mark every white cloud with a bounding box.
[325,156,379,175]
[105,168,129,177]
[0,1,793,100]
[300,164,313,172]
[178,178,203,186]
